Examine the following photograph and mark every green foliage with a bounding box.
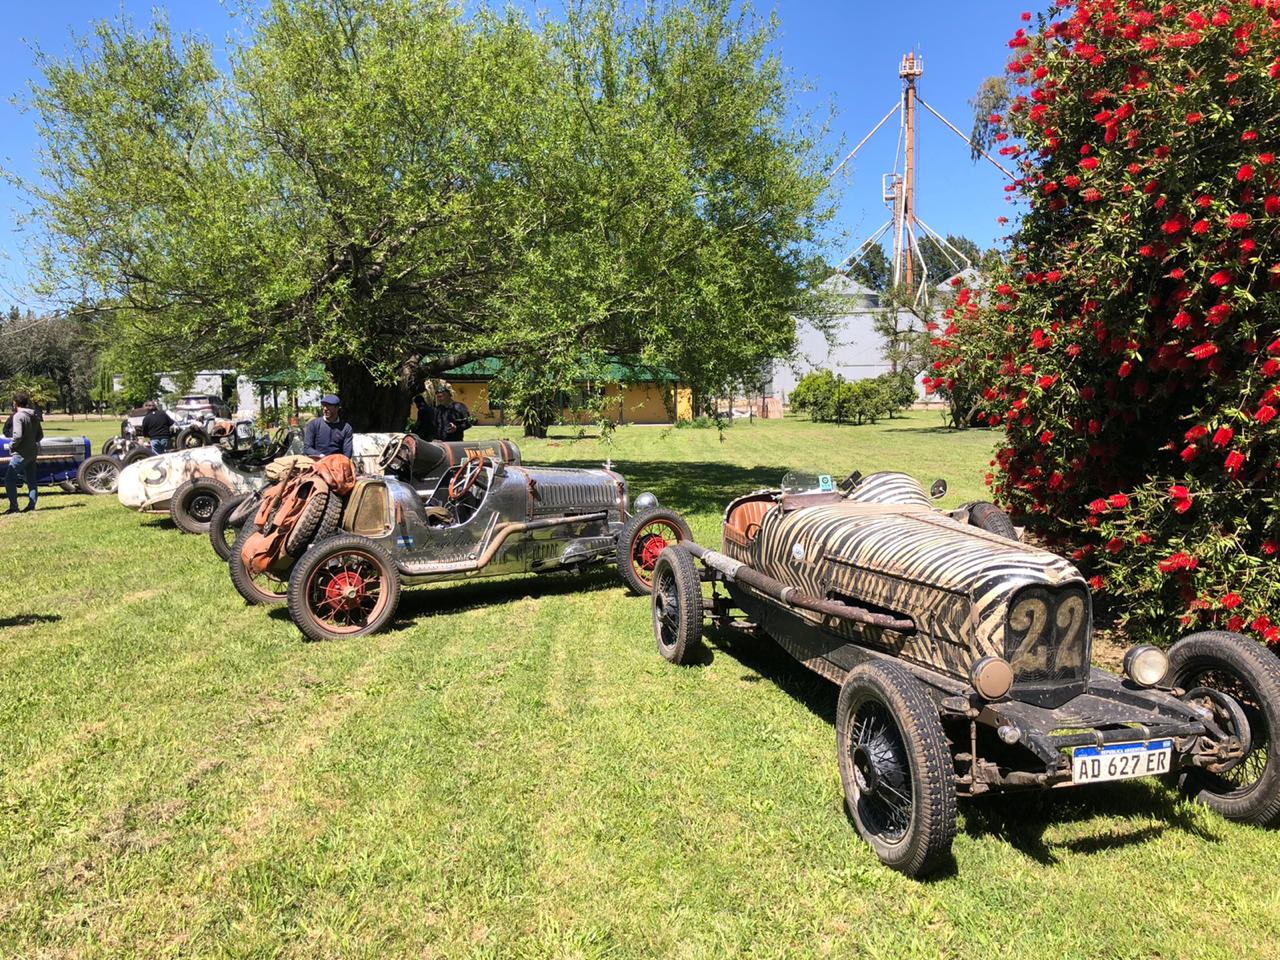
[790,369,913,426]
[16,0,834,430]
[936,2,1280,645]
[0,309,100,412]
[847,242,891,291]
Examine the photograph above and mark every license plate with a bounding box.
[1071,739,1172,784]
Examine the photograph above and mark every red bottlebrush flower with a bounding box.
[1037,375,1056,389]
[1196,194,1213,208]
[1108,493,1129,509]
[1184,424,1208,441]
[1257,405,1277,424]
[1265,359,1280,377]
[1104,537,1124,555]
[1222,593,1244,609]
[1158,552,1199,573]
[1225,450,1245,475]
[1088,575,1106,590]
[1088,498,1109,514]
[1213,426,1235,447]
[1172,311,1193,330]
[1267,196,1280,216]
[1185,111,1203,124]
[1209,270,1233,287]
[1264,540,1279,556]
[1118,360,1133,377]
[1181,444,1200,462]
[1169,484,1190,499]
[1174,496,1194,513]
[1079,156,1100,170]
[1066,343,1081,357]
[1206,303,1231,325]
[1226,212,1250,229]
[1189,342,1219,360]
[1261,153,1276,166]
[1081,187,1103,203]
[1039,430,1054,445]
[1063,174,1082,189]
[1137,532,1153,545]
[1192,219,1210,235]
[1238,164,1255,182]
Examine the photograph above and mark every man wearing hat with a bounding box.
[303,394,354,458]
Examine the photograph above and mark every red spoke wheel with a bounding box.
[287,535,401,642]
[616,508,692,596]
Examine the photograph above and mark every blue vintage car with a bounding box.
[0,435,92,490]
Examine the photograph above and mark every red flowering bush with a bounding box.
[931,0,1280,645]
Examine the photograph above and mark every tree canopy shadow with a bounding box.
[545,459,785,517]
[0,613,62,628]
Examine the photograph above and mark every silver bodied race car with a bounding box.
[227,435,690,641]
[651,469,1280,876]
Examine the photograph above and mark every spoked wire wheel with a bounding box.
[616,508,692,595]
[1168,631,1280,825]
[288,535,401,642]
[650,546,702,665]
[835,662,956,877]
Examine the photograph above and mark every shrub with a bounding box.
[930,1,1280,645]
[790,369,913,425]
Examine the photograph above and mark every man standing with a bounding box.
[4,390,44,514]
[303,394,354,458]
[434,387,472,442]
[140,399,174,454]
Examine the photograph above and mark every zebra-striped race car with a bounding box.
[650,469,1280,877]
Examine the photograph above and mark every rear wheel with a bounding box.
[287,535,401,642]
[210,493,252,561]
[122,446,153,467]
[77,455,122,495]
[176,425,208,449]
[170,478,232,535]
[617,508,692,595]
[101,437,123,457]
[651,546,703,664]
[228,521,290,606]
[1167,630,1280,826]
[836,661,957,877]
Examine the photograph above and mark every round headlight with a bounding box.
[1123,645,1168,687]
[970,656,1014,700]
[633,491,659,513]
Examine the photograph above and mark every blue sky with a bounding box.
[0,1,1031,309]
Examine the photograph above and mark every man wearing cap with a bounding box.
[303,394,354,458]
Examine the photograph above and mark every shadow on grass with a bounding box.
[0,613,62,628]
[4,503,83,514]
[704,626,1221,871]
[266,566,626,631]
[545,460,785,517]
[140,517,177,530]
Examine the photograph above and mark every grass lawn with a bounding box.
[2,412,1277,959]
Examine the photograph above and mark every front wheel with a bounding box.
[77,455,122,495]
[210,492,253,561]
[287,535,401,642]
[651,546,703,664]
[1167,630,1280,826]
[176,425,208,449]
[836,661,957,877]
[122,446,153,467]
[964,501,1018,540]
[616,508,692,595]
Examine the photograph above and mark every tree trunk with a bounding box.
[327,357,420,432]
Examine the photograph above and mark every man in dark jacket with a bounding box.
[303,394,354,458]
[434,387,472,441]
[4,390,43,514]
[140,399,175,454]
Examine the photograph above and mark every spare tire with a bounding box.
[284,489,331,556]
[176,425,209,449]
[965,501,1018,541]
[170,478,233,535]
[77,455,122,495]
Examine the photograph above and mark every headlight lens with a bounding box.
[1123,645,1168,687]
[970,656,1014,700]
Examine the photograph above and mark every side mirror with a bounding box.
[930,478,948,500]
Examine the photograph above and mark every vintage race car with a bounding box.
[99,429,397,534]
[0,435,91,492]
[651,469,1280,876]
[225,435,690,641]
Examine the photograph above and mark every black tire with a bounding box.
[228,521,290,606]
[58,479,81,494]
[101,437,123,457]
[966,501,1018,540]
[616,508,693,595]
[836,661,957,877]
[286,535,401,642]
[284,489,331,556]
[651,546,704,665]
[210,493,252,561]
[1167,630,1280,826]
[77,455,122,495]
[122,446,153,467]
[314,488,345,542]
[170,478,232,535]
[176,425,209,449]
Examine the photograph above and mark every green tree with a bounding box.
[847,242,891,292]
[916,233,980,286]
[15,0,833,431]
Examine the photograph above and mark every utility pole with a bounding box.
[899,52,923,294]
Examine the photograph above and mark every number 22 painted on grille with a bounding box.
[1008,592,1087,678]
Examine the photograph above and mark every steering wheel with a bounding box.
[447,457,486,501]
